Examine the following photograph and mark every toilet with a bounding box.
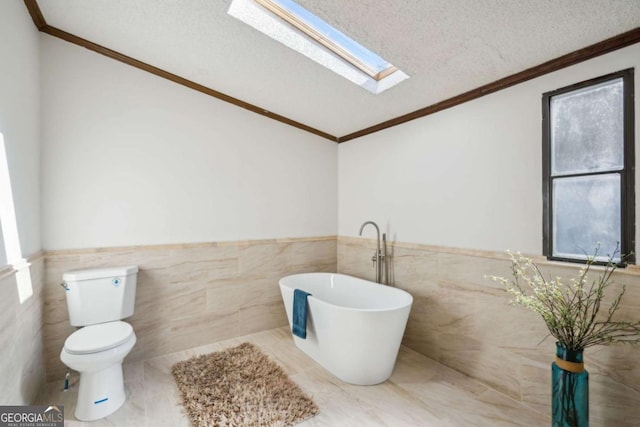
[59,265,138,421]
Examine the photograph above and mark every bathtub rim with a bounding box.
[279,272,413,313]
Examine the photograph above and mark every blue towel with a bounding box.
[292,289,311,339]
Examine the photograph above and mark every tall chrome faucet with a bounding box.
[358,221,388,284]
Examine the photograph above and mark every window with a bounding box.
[542,69,635,264]
[254,0,397,81]
[228,0,408,94]
[0,132,33,302]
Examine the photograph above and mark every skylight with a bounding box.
[255,0,398,81]
[228,0,408,94]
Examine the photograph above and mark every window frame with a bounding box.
[254,0,397,81]
[542,68,635,265]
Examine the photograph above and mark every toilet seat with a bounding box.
[64,321,134,355]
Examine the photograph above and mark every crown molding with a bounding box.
[337,26,640,143]
[23,0,337,142]
[23,1,640,144]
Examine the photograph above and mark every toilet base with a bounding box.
[75,363,126,421]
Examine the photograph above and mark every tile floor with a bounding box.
[37,327,548,426]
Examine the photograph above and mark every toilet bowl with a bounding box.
[60,321,137,421]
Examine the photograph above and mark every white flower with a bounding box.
[489,248,639,351]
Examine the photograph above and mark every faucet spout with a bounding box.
[359,221,383,284]
[359,221,380,238]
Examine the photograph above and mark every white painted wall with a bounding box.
[41,36,337,250]
[37,28,640,255]
[339,43,640,255]
[0,1,41,263]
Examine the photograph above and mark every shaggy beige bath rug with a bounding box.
[171,342,319,427]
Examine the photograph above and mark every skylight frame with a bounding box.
[227,0,408,94]
[255,0,397,81]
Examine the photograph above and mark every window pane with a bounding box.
[553,174,621,261]
[551,78,623,175]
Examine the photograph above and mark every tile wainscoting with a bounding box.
[338,236,640,426]
[42,236,337,383]
[0,255,45,404]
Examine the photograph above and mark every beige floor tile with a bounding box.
[38,326,548,426]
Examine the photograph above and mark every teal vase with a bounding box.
[552,342,588,427]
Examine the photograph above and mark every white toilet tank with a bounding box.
[62,265,139,327]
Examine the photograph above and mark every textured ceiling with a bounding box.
[37,0,640,137]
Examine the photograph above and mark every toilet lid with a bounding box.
[64,321,134,355]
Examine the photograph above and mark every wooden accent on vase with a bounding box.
[23,1,640,144]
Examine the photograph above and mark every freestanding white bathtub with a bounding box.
[279,273,413,385]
